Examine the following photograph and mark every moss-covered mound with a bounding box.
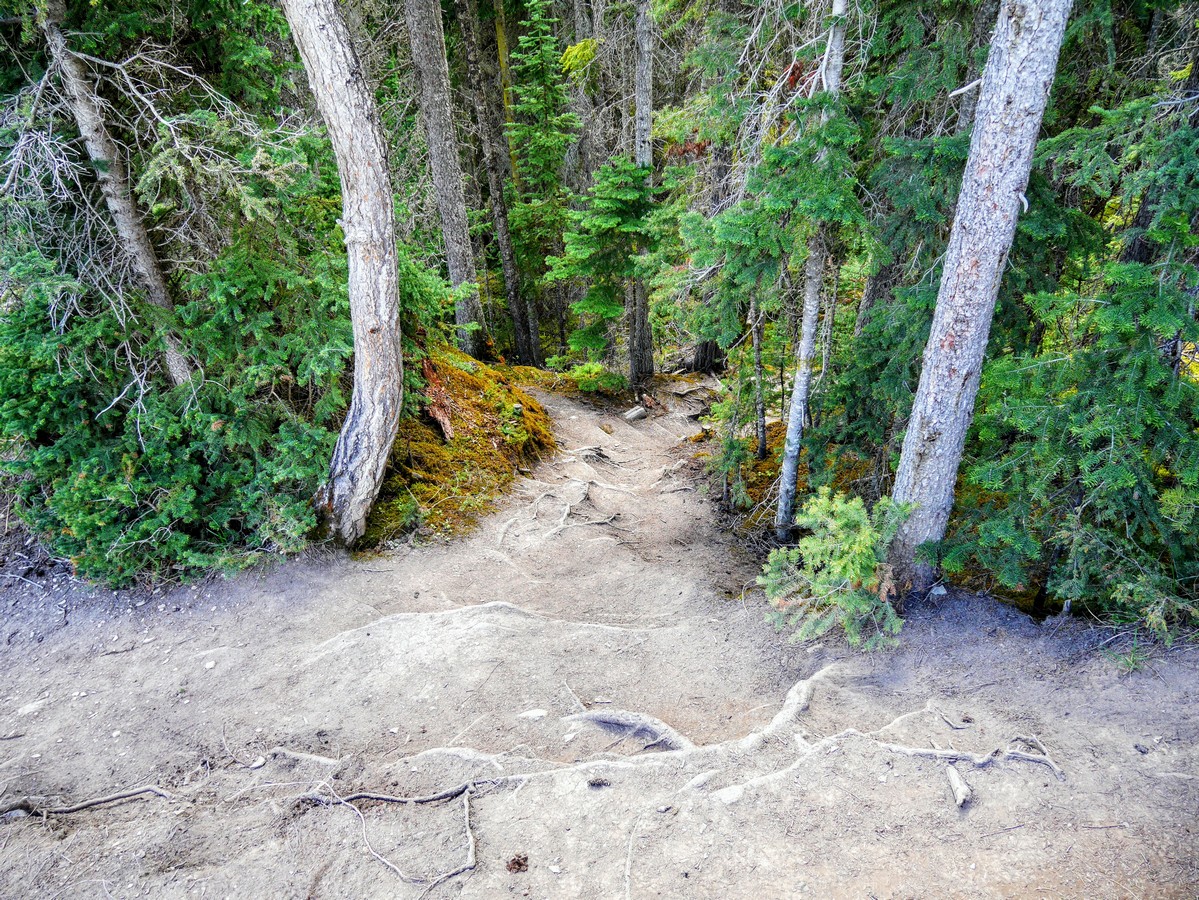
[362,348,556,546]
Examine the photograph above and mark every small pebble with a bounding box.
[111,730,121,738]
[204,660,216,670]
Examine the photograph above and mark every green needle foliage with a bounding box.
[547,155,654,356]
[760,488,909,650]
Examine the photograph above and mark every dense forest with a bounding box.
[2,0,1197,644]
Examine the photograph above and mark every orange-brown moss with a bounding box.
[361,347,555,546]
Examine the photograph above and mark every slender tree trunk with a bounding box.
[773,0,848,540]
[887,0,1073,599]
[282,0,404,545]
[39,5,192,388]
[750,293,767,460]
[628,0,654,387]
[774,231,827,538]
[453,0,540,365]
[491,0,520,179]
[404,0,483,356]
[854,260,898,338]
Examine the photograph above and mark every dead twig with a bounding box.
[979,823,1026,838]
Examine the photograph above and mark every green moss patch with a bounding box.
[362,347,556,546]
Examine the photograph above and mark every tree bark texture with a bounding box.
[773,0,847,539]
[628,0,654,386]
[887,0,1073,596]
[404,0,483,356]
[40,9,193,388]
[282,0,404,545]
[453,0,540,365]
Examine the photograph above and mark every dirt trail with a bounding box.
[1,389,1197,898]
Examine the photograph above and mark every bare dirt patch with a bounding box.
[1,388,1197,898]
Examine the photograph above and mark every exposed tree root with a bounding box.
[869,733,1066,781]
[563,710,696,751]
[0,785,173,818]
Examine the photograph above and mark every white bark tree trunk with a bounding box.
[773,0,848,540]
[628,0,654,386]
[404,0,484,357]
[39,5,193,388]
[887,0,1073,597]
[282,0,404,545]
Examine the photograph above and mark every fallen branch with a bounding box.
[267,746,344,766]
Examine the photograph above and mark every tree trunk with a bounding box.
[750,293,768,460]
[854,259,898,338]
[39,6,193,388]
[404,0,483,357]
[774,230,827,539]
[628,0,654,387]
[282,0,404,545]
[491,0,520,179]
[453,0,540,365]
[773,0,848,540]
[887,0,1073,599]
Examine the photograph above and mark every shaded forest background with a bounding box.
[1,0,1197,641]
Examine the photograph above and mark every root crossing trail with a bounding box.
[2,389,1198,897]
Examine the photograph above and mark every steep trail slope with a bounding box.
[1,389,1197,898]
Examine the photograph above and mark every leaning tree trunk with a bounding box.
[628,0,654,387]
[773,0,848,540]
[282,0,404,545]
[39,4,192,388]
[886,0,1073,600]
[453,0,540,365]
[404,0,484,357]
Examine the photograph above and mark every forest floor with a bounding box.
[1,386,1198,899]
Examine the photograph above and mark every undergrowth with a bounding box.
[760,487,909,650]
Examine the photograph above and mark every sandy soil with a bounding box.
[1,387,1197,899]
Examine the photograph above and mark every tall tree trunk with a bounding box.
[750,293,768,460]
[854,259,898,338]
[628,0,654,387]
[282,0,404,545]
[886,0,1073,599]
[453,0,540,365]
[491,0,520,179]
[773,0,848,540]
[404,0,483,356]
[39,4,192,388]
[774,231,827,538]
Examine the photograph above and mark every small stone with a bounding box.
[517,708,547,720]
[111,730,121,738]
[204,660,216,670]
[623,406,648,422]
